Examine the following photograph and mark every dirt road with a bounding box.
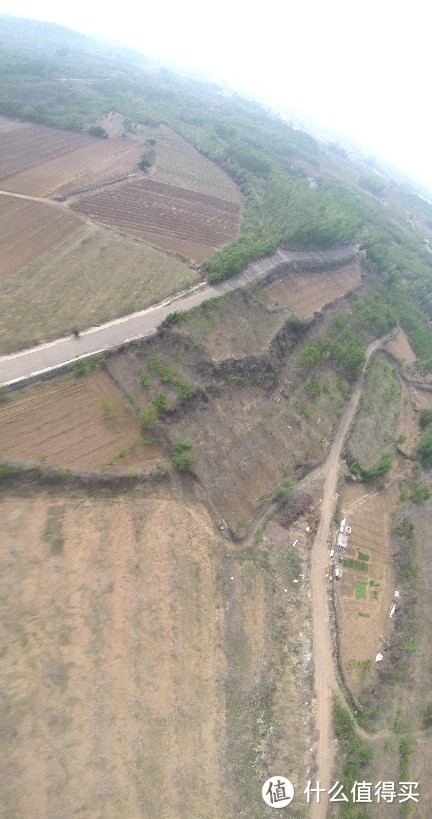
[0,244,358,386]
[309,334,392,819]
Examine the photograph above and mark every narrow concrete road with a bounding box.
[310,333,392,819]
[0,244,358,386]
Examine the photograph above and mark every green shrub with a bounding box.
[275,478,295,501]
[140,407,158,427]
[419,408,432,428]
[152,393,169,413]
[411,483,432,502]
[418,428,432,467]
[172,439,196,471]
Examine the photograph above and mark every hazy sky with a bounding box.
[1,0,430,189]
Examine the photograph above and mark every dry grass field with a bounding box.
[0,194,82,280]
[96,117,243,204]
[71,178,242,263]
[0,370,165,471]
[0,223,199,353]
[335,484,398,696]
[263,259,362,317]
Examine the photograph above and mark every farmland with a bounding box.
[0,224,199,354]
[0,194,82,280]
[335,484,397,696]
[0,484,313,819]
[0,370,165,471]
[0,123,92,183]
[2,137,143,198]
[71,178,242,262]
[263,259,362,317]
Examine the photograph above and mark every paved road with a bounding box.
[0,244,358,386]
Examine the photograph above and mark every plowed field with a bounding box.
[0,125,91,182]
[71,178,242,262]
[264,260,362,316]
[0,371,164,471]
[0,194,81,280]
[2,138,143,198]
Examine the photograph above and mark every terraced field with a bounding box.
[0,371,164,471]
[264,259,362,316]
[71,178,242,262]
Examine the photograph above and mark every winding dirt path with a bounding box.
[309,334,392,819]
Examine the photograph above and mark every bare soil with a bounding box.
[0,194,82,279]
[70,178,242,263]
[385,327,417,364]
[0,370,166,471]
[0,491,227,818]
[263,260,362,317]
[2,138,143,198]
[0,125,93,182]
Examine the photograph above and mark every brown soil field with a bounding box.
[0,370,165,471]
[0,224,198,353]
[0,194,82,280]
[2,138,143,198]
[0,116,28,132]
[0,484,313,818]
[263,260,362,316]
[385,327,417,364]
[95,118,243,204]
[71,178,242,262]
[0,491,226,818]
[335,483,399,696]
[0,124,92,183]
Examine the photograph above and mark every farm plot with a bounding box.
[335,484,397,696]
[2,138,143,198]
[0,124,92,183]
[71,178,242,262]
[0,194,82,280]
[0,224,198,354]
[0,492,227,819]
[0,370,165,471]
[0,116,28,133]
[263,260,362,316]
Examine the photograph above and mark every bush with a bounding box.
[411,483,432,502]
[419,408,432,428]
[172,439,196,471]
[275,478,295,501]
[139,149,155,170]
[152,393,169,413]
[140,407,158,428]
[87,125,108,138]
[418,428,432,467]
